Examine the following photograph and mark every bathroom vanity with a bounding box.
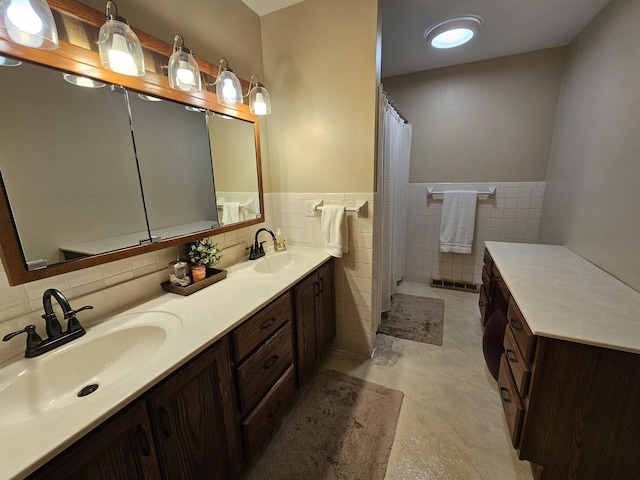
[482,242,640,480]
[0,247,335,480]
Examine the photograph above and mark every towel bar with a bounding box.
[308,199,368,217]
[427,186,496,200]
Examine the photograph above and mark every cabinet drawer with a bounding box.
[232,292,292,362]
[506,298,536,363]
[237,322,294,413]
[479,285,488,320]
[504,325,531,396]
[483,248,492,268]
[482,265,491,286]
[241,365,296,461]
[498,354,524,449]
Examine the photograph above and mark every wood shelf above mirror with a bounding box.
[0,0,264,286]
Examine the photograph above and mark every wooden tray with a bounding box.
[161,268,227,296]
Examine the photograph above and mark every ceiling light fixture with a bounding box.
[98,1,144,76]
[244,74,271,116]
[168,34,201,92]
[0,0,59,49]
[424,15,482,50]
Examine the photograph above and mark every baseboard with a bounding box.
[430,278,479,293]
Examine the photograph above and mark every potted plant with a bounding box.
[187,238,222,282]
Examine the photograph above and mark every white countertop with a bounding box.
[485,241,640,354]
[0,246,330,480]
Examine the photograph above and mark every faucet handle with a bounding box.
[3,325,43,352]
[64,305,94,318]
[64,305,93,333]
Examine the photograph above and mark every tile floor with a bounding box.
[323,282,534,480]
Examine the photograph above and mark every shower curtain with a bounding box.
[375,87,412,323]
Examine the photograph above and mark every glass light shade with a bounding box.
[62,73,106,88]
[249,84,271,115]
[0,0,59,49]
[216,69,242,106]
[424,16,482,50]
[0,55,22,66]
[168,49,201,92]
[98,18,144,76]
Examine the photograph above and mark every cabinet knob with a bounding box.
[500,386,512,404]
[260,317,277,330]
[136,424,151,457]
[505,349,518,363]
[267,401,282,419]
[158,406,172,437]
[263,354,279,369]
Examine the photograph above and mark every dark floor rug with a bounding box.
[378,293,445,346]
[244,369,404,480]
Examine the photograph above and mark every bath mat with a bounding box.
[244,369,404,480]
[378,293,445,346]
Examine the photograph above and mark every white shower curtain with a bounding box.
[376,87,412,319]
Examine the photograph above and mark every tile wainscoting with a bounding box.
[405,182,546,286]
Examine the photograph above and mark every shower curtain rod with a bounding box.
[382,90,409,124]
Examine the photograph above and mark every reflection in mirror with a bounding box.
[0,60,149,268]
[208,114,260,225]
[127,93,219,240]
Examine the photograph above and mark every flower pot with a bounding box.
[191,265,207,283]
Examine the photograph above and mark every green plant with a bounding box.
[187,238,222,268]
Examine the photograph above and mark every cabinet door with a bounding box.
[293,272,319,386]
[317,259,335,354]
[28,399,161,480]
[146,337,241,480]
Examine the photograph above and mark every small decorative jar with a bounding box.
[191,264,207,283]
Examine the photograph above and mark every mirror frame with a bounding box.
[0,0,264,286]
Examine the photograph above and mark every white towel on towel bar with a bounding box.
[222,202,240,224]
[439,190,477,254]
[321,205,349,258]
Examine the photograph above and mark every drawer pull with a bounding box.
[260,317,277,330]
[158,406,172,437]
[509,318,522,331]
[505,349,518,363]
[479,300,485,307]
[319,277,324,293]
[268,401,282,418]
[263,354,279,369]
[136,424,151,457]
[500,387,512,404]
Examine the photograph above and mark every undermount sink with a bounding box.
[0,311,182,427]
[253,251,309,274]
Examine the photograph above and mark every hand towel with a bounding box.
[321,205,349,258]
[222,202,240,224]
[439,190,477,254]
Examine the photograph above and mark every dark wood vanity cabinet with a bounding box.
[28,337,241,480]
[293,259,335,387]
[28,399,161,480]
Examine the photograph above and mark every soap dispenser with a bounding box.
[275,228,287,251]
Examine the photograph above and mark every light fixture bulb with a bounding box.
[249,82,271,115]
[108,31,134,73]
[424,15,482,50]
[168,34,201,92]
[0,0,59,49]
[253,93,267,115]
[176,61,194,85]
[222,78,237,102]
[215,63,242,106]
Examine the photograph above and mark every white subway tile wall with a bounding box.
[266,193,375,358]
[405,182,545,285]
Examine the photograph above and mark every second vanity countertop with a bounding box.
[485,241,640,355]
[0,245,331,480]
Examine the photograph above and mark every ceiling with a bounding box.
[240,0,610,78]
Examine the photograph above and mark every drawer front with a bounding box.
[241,365,296,461]
[482,265,491,286]
[479,285,488,321]
[506,298,536,363]
[498,354,524,449]
[233,292,292,362]
[237,322,294,413]
[483,248,492,268]
[503,325,531,396]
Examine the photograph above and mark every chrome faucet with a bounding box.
[248,228,277,260]
[3,289,93,358]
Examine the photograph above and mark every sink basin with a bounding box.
[253,251,309,274]
[0,311,181,427]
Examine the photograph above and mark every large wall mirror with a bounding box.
[0,0,264,285]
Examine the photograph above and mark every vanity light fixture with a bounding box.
[0,0,58,49]
[0,55,22,66]
[98,1,144,76]
[212,58,242,106]
[62,73,106,88]
[168,34,201,92]
[424,15,482,49]
[245,74,271,116]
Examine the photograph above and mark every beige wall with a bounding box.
[260,0,378,193]
[383,48,566,183]
[539,0,640,291]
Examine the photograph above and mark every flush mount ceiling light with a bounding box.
[98,1,144,76]
[62,73,106,88]
[244,74,271,116]
[0,0,59,49]
[168,34,201,92]
[424,15,482,50]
